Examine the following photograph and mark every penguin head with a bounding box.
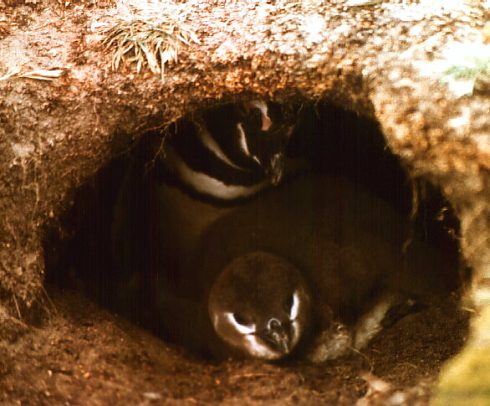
[236,101,295,186]
[208,251,312,360]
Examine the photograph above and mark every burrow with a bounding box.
[42,98,470,403]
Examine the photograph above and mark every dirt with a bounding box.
[3,99,466,405]
[0,0,488,309]
[0,1,488,403]
[0,287,468,405]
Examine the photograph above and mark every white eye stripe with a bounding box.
[236,123,252,157]
[290,320,301,348]
[250,100,268,113]
[224,312,256,335]
[195,125,247,171]
[237,122,264,167]
[289,291,300,321]
[250,100,272,132]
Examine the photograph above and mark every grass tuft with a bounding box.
[102,16,199,80]
[445,57,490,80]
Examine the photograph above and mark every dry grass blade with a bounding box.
[345,0,383,7]
[0,66,21,81]
[20,69,66,81]
[102,16,199,79]
[0,67,65,82]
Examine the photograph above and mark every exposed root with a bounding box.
[402,176,422,254]
[12,294,23,322]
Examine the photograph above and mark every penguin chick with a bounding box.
[306,293,409,363]
[114,171,456,362]
[207,251,414,363]
[192,175,456,362]
[208,251,312,360]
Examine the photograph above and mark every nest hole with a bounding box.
[43,99,469,397]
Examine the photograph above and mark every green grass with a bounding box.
[445,57,490,80]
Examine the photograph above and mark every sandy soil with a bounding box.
[0,286,468,405]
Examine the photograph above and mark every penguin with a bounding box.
[208,251,313,360]
[140,174,456,361]
[207,251,408,362]
[160,99,298,203]
[146,99,306,272]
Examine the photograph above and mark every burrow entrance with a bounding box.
[43,99,469,404]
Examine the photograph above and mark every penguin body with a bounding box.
[141,174,452,361]
[161,99,298,203]
[182,175,397,360]
[148,99,307,272]
[113,152,454,360]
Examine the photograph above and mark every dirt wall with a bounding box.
[0,0,489,403]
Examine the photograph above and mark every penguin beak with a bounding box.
[266,152,285,186]
[261,319,291,355]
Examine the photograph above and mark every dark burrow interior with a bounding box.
[42,99,470,401]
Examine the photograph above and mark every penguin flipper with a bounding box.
[307,293,422,363]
